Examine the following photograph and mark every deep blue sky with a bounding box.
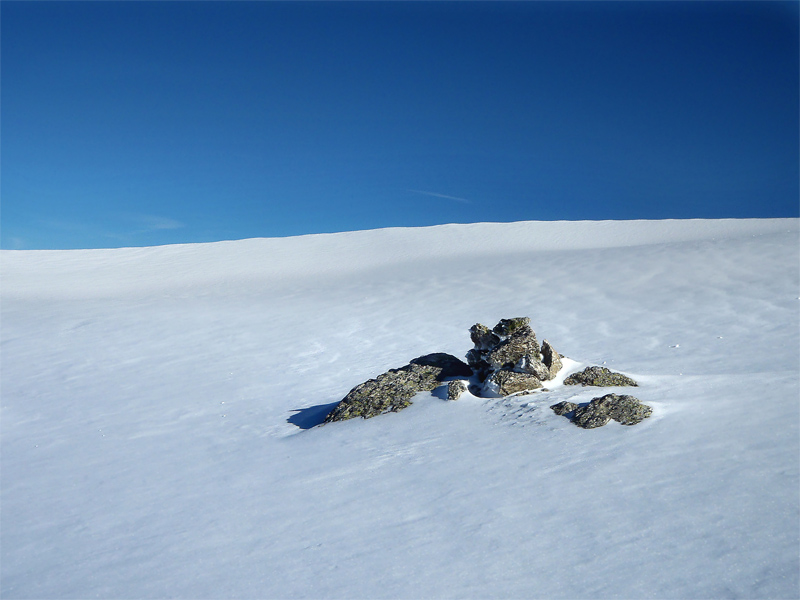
[2,1,798,249]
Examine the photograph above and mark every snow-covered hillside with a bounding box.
[2,219,798,599]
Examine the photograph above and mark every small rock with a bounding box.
[541,340,563,380]
[515,354,551,380]
[573,408,612,428]
[469,323,501,350]
[465,348,492,382]
[550,401,577,416]
[492,317,531,337]
[563,366,638,387]
[572,394,652,429]
[447,380,468,401]
[486,370,543,396]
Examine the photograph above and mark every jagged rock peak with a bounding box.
[469,323,501,351]
[492,317,531,337]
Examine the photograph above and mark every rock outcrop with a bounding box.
[467,317,562,397]
[324,353,471,422]
[486,370,543,396]
[447,380,467,401]
[323,318,650,426]
[563,365,637,387]
[551,394,652,428]
[549,401,577,416]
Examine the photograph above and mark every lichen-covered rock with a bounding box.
[469,323,501,350]
[492,317,531,337]
[447,380,468,401]
[541,340,563,380]
[486,370,543,396]
[324,353,471,422]
[466,318,562,395]
[550,401,577,416]
[563,366,638,387]
[571,394,652,429]
[486,326,540,372]
[515,353,551,380]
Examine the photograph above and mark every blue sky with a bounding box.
[2,1,798,249]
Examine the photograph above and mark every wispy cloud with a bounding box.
[408,189,473,205]
[137,215,185,231]
[117,213,186,236]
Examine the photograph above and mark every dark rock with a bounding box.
[492,317,531,337]
[572,394,652,429]
[541,340,563,380]
[486,370,543,396]
[573,406,613,429]
[467,383,481,396]
[563,366,638,387]
[324,353,471,422]
[409,353,473,378]
[465,348,492,381]
[447,380,468,401]
[550,401,577,416]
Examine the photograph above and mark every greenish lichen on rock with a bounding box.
[550,401,577,416]
[570,394,653,429]
[447,380,468,401]
[563,365,638,387]
[324,353,471,422]
[492,317,531,337]
[465,317,563,397]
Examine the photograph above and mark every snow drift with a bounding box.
[2,219,798,599]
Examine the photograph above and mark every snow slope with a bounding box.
[2,219,798,599]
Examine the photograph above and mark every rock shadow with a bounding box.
[288,402,340,429]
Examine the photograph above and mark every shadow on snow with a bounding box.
[287,401,340,429]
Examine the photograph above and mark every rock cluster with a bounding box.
[324,353,471,422]
[550,394,652,429]
[467,317,562,397]
[323,317,650,428]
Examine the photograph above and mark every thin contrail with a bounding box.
[408,189,473,205]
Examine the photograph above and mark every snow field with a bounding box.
[1,219,798,598]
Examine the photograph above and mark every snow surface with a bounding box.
[2,219,798,599]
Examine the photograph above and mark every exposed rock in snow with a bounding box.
[324,353,471,422]
[447,380,468,401]
[486,325,541,372]
[566,394,653,429]
[492,317,532,337]
[467,318,562,397]
[486,370,543,396]
[515,353,551,381]
[563,365,638,387]
[541,340,563,380]
[469,323,501,351]
[550,401,578,416]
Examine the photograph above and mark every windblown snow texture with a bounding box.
[2,219,798,599]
